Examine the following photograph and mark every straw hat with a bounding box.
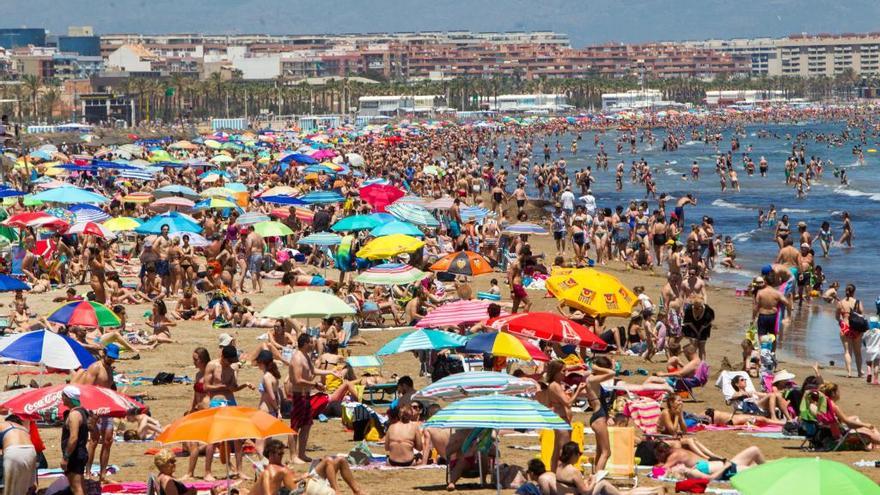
[773,370,796,383]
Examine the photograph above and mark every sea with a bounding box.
[513,120,880,365]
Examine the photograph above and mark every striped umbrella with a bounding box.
[154,185,198,198]
[395,195,428,207]
[235,212,271,225]
[503,222,549,235]
[301,191,344,204]
[425,196,455,210]
[48,300,121,328]
[416,300,509,328]
[354,263,426,285]
[460,206,491,223]
[423,395,569,430]
[150,196,195,211]
[463,332,549,362]
[299,232,342,246]
[68,204,110,223]
[67,221,116,239]
[387,202,440,227]
[0,329,96,370]
[376,329,466,356]
[413,371,539,402]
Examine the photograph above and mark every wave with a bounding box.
[833,186,880,202]
[780,208,810,213]
[667,160,678,165]
[684,140,699,146]
[711,199,753,211]
[731,228,758,242]
[712,266,759,280]
[664,168,681,176]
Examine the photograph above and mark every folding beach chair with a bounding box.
[716,370,764,413]
[671,361,709,401]
[799,390,869,452]
[606,426,638,487]
[447,428,495,488]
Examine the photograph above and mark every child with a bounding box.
[488,279,501,295]
[721,236,738,269]
[865,317,880,384]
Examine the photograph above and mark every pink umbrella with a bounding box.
[417,300,510,328]
[359,183,405,213]
[150,196,196,212]
[309,149,338,160]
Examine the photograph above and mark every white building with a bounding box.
[106,44,157,72]
[601,90,670,111]
[358,95,445,116]
[231,56,281,80]
[481,94,569,113]
[704,90,785,105]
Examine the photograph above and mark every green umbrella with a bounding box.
[731,457,880,495]
[260,290,355,319]
[252,221,294,237]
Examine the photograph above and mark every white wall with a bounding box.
[232,56,281,80]
[107,46,151,72]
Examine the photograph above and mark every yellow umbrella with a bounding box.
[103,217,143,232]
[199,197,238,209]
[545,267,637,318]
[200,187,236,198]
[356,234,424,260]
[121,192,153,204]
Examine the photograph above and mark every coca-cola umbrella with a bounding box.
[487,312,607,350]
[0,383,146,421]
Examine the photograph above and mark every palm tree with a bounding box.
[40,88,61,123]
[21,75,41,121]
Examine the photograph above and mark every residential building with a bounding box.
[58,36,101,57]
[777,33,880,77]
[106,44,159,72]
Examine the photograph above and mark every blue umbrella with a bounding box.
[301,191,344,204]
[31,186,109,204]
[386,203,440,227]
[502,222,549,235]
[370,220,424,237]
[135,211,203,234]
[68,204,111,224]
[199,170,231,179]
[0,274,30,292]
[376,329,466,356]
[299,232,343,246]
[0,329,96,370]
[369,213,397,223]
[0,187,24,199]
[304,164,337,175]
[423,395,569,430]
[54,164,101,172]
[155,184,198,197]
[280,153,318,165]
[460,206,491,223]
[331,214,381,232]
[260,195,306,206]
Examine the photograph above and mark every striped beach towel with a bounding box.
[624,397,661,434]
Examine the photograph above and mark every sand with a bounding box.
[10,211,880,494]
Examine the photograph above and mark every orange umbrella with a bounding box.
[430,250,493,276]
[156,406,294,445]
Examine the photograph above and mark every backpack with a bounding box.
[431,355,464,382]
[849,300,869,333]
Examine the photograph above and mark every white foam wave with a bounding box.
[664,168,680,176]
[712,266,759,279]
[732,228,758,242]
[668,160,678,165]
[781,208,810,213]
[711,199,752,211]
[834,187,880,202]
[684,140,699,146]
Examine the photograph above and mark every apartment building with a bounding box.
[778,33,880,77]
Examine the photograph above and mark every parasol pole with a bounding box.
[495,433,501,495]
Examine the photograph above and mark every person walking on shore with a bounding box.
[836,284,865,378]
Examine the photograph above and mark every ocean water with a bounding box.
[511,121,880,364]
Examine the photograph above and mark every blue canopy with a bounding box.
[135,211,203,234]
[279,153,318,165]
[0,274,30,292]
[261,195,306,206]
[31,186,109,204]
[301,191,344,204]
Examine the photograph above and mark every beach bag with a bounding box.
[849,300,869,333]
[431,355,464,382]
[152,372,175,385]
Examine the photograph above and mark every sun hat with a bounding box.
[104,343,120,360]
[773,370,796,383]
[218,333,234,347]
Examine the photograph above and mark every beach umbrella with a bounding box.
[503,222,549,235]
[460,206,491,223]
[487,312,607,350]
[356,234,424,260]
[463,332,549,362]
[259,185,297,197]
[331,214,381,232]
[545,267,636,318]
[169,140,197,150]
[66,221,116,239]
[3,211,68,229]
[235,212,271,225]
[251,221,294,238]
[167,231,210,247]
[200,187,236,198]
[299,232,342,245]
[430,251,493,276]
[0,274,30,292]
[150,196,196,211]
[156,406,293,445]
[424,394,568,431]
[195,197,239,210]
[154,184,198,197]
[0,329,95,370]
[31,186,109,204]
[376,329,466,356]
[68,203,111,223]
[354,263,427,286]
[279,153,318,165]
[413,371,539,402]
[121,191,153,204]
[135,212,203,235]
[103,216,142,232]
[260,195,306,206]
[731,457,880,495]
[425,196,455,210]
[0,384,146,421]
[210,154,234,165]
[301,190,344,204]
[387,203,440,227]
[260,290,354,319]
[359,183,405,212]
[417,300,510,329]
[48,300,121,328]
[370,220,424,238]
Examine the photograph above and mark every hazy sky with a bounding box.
[7,0,880,46]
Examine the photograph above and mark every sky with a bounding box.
[6,0,880,46]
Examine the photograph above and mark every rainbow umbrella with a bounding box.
[48,301,121,328]
[462,332,549,362]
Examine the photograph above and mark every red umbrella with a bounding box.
[3,212,68,230]
[359,183,404,212]
[488,312,607,350]
[1,383,146,420]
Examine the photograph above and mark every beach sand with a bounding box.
[10,207,880,494]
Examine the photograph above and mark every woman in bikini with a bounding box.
[592,211,609,266]
[168,237,184,298]
[584,356,617,473]
[556,442,664,495]
[546,360,587,471]
[184,347,210,479]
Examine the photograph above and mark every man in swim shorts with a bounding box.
[752,277,791,351]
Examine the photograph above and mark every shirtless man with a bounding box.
[250,439,365,495]
[796,243,815,305]
[203,345,253,480]
[73,344,118,483]
[661,272,683,309]
[775,238,800,268]
[751,277,791,352]
[288,333,338,464]
[679,267,706,303]
[674,193,696,227]
[153,224,172,295]
[385,403,424,466]
[20,239,38,283]
[243,226,265,293]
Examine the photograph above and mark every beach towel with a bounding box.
[688,424,782,433]
[623,397,661,434]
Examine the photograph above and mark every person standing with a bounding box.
[288,333,338,464]
[682,296,714,361]
[61,386,90,495]
[0,415,36,495]
[836,284,864,378]
[74,343,119,483]
[203,345,253,480]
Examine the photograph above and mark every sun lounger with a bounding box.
[362,382,397,404]
[606,427,638,487]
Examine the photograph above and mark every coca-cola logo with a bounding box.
[23,391,62,414]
